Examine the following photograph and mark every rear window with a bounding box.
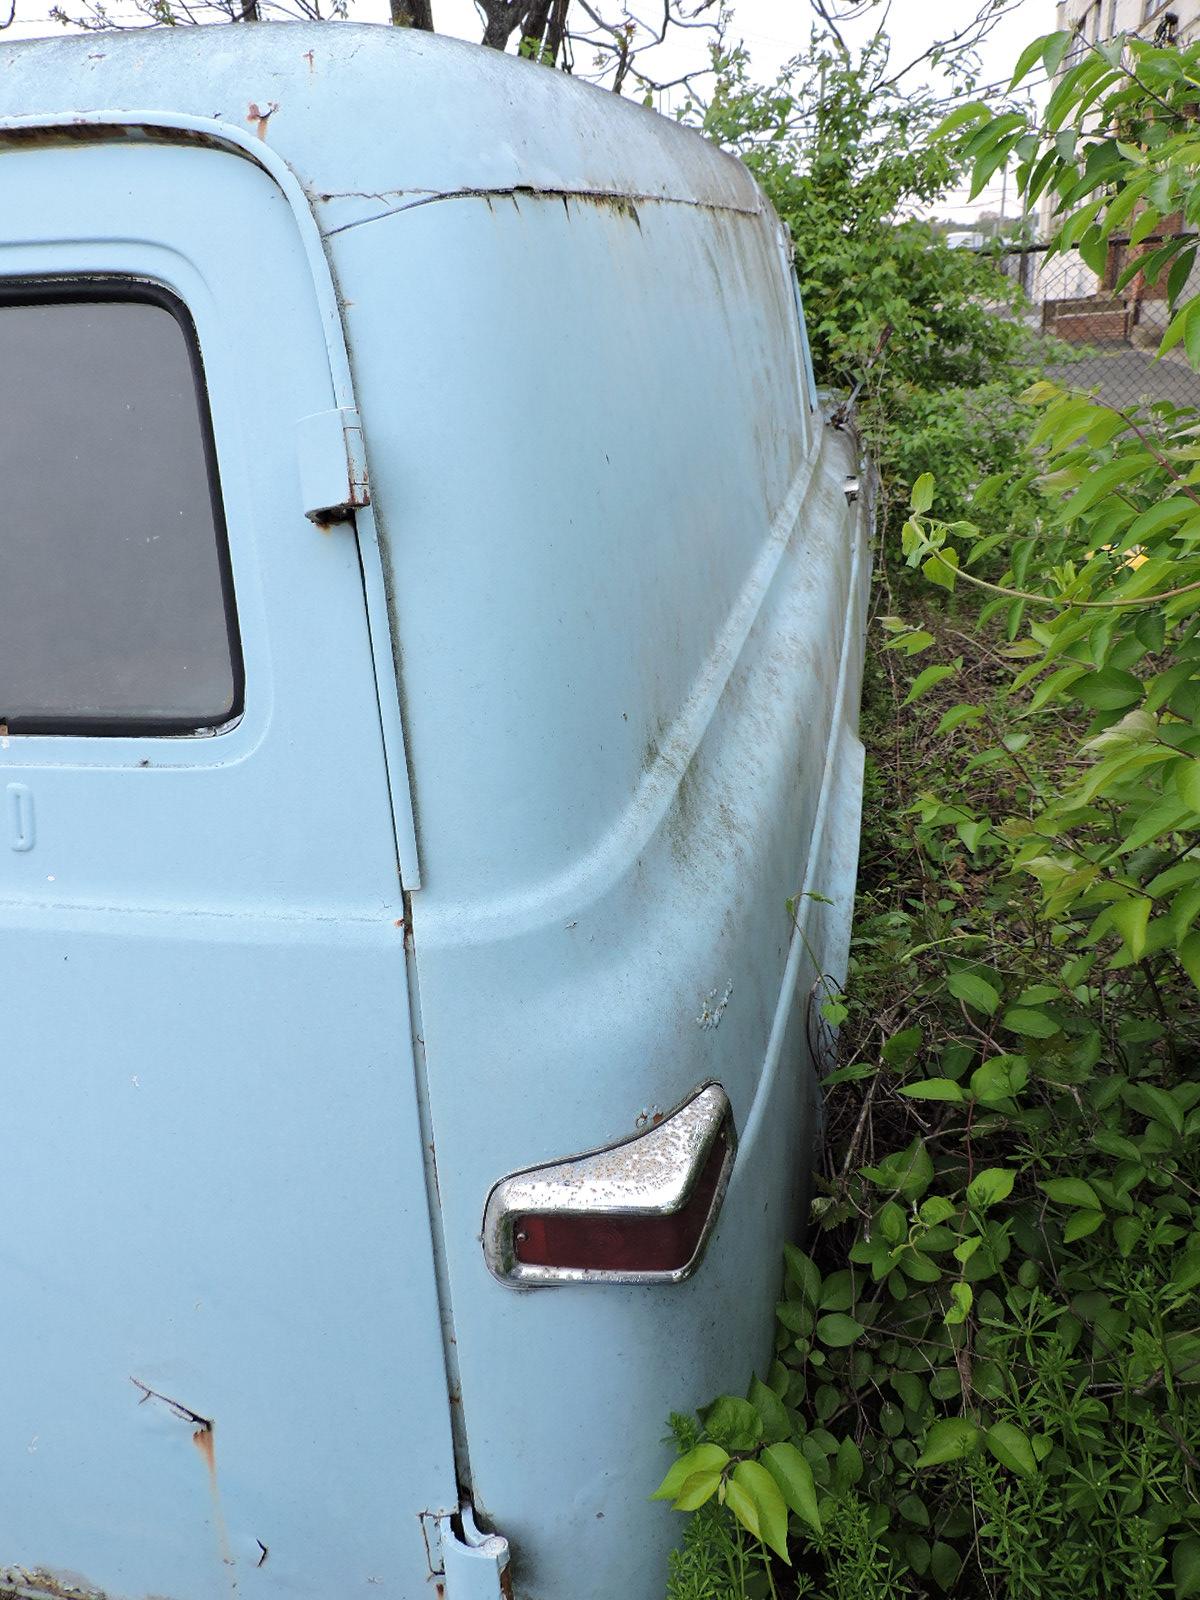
[0,284,241,734]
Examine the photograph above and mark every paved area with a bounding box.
[1046,343,1200,411]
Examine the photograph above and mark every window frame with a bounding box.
[0,275,245,738]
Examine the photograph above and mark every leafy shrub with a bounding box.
[658,24,1200,1600]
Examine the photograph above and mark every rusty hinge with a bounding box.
[421,1506,512,1599]
[296,405,370,523]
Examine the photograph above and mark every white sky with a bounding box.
[5,0,1054,217]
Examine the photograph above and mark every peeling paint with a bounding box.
[695,982,733,1030]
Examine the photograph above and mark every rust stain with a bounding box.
[192,1422,216,1473]
[302,48,314,72]
[246,101,278,140]
[131,1379,237,1594]
[192,1425,238,1592]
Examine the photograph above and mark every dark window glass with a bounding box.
[0,286,241,734]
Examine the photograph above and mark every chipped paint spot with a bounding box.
[695,982,733,1030]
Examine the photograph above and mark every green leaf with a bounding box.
[1009,35,1047,87]
[1071,668,1144,712]
[1111,896,1151,963]
[900,1077,965,1102]
[815,1313,865,1348]
[651,1443,730,1501]
[931,100,990,139]
[1174,1535,1200,1599]
[821,1061,874,1088]
[947,971,1000,1014]
[1056,457,1150,523]
[1040,1177,1102,1209]
[1171,1243,1200,1294]
[971,1056,1028,1105]
[910,472,935,514]
[672,1466,724,1511]
[1124,1081,1185,1136]
[783,1244,821,1306]
[882,1027,922,1066]
[916,1418,982,1468]
[703,1395,763,1452]
[730,1460,790,1562]
[748,1376,791,1445]
[723,1472,760,1541]
[924,546,959,592]
[904,663,956,706]
[1042,28,1075,76]
[945,1281,973,1327]
[1113,1214,1142,1257]
[938,702,984,734]
[1064,1209,1104,1243]
[865,1136,934,1200]
[931,1539,962,1591]
[1002,1007,1060,1039]
[1174,757,1200,814]
[967,1167,1016,1208]
[985,1422,1038,1478]
[761,1441,822,1534]
[835,1435,864,1490]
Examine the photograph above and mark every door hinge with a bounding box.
[296,405,370,523]
[421,1506,512,1599]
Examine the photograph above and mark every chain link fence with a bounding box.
[977,239,1200,412]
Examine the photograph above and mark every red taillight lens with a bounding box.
[512,1122,729,1274]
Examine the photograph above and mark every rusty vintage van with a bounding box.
[0,23,869,1600]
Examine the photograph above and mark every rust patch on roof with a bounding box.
[246,100,278,140]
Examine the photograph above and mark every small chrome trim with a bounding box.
[482,1081,736,1287]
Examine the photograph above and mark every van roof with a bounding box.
[0,22,763,234]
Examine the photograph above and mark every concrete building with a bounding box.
[1055,0,1200,52]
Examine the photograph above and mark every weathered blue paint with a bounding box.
[0,23,870,1600]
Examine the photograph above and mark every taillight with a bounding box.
[482,1082,735,1286]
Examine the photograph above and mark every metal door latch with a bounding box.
[296,405,370,523]
[422,1507,512,1599]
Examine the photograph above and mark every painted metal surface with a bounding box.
[0,24,871,1600]
[334,167,869,1600]
[0,135,458,1598]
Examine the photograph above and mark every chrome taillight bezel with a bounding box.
[482,1081,736,1287]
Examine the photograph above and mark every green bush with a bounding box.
[658,25,1200,1600]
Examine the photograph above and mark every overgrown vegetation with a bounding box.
[660,22,1200,1600]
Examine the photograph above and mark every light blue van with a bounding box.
[0,23,869,1600]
